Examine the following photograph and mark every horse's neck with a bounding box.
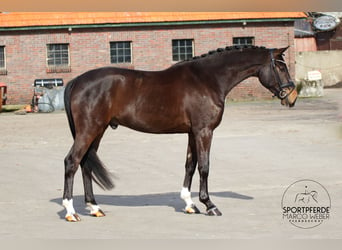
[209,56,263,99]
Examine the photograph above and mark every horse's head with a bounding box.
[258,47,297,107]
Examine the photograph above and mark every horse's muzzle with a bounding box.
[281,88,298,108]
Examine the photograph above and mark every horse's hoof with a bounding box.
[91,209,106,217]
[65,213,81,222]
[184,204,201,214]
[207,207,222,216]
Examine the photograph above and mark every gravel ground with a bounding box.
[0,89,341,239]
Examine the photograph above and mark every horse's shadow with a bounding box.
[51,191,253,219]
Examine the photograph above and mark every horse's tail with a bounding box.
[64,78,76,139]
[64,78,114,190]
[82,149,115,190]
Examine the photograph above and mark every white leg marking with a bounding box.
[87,203,101,214]
[180,187,194,209]
[62,199,81,221]
[62,198,76,216]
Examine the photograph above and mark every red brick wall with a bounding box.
[0,21,295,104]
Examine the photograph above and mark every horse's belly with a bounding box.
[117,107,191,134]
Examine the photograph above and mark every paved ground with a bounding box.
[0,89,341,239]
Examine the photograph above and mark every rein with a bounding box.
[269,49,295,99]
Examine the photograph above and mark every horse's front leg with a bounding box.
[195,128,222,216]
[181,132,200,214]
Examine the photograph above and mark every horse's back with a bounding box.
[67,66,194,133]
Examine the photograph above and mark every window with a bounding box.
[0,46,6,75]
[172,39,193,61]
[0,46,5,68]
[47,44,69,66]
[233,37,255,46]
[110,41,132,64]
[46,44,70,72]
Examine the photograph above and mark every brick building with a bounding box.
[0,12,306,104]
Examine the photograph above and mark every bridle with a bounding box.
[269,49,295,100]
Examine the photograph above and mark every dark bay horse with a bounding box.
[62,45,297,221]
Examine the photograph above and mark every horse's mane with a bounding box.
[175,45,267,65]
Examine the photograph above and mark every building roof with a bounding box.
[0,12,306,30]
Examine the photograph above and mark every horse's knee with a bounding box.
[198,164,209,178]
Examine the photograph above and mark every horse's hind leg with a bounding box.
[63,133,99,222]
[81,131,106,217]
[180,133,200,214]
[63,145,80,222]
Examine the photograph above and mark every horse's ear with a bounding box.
[274,46,290,56]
